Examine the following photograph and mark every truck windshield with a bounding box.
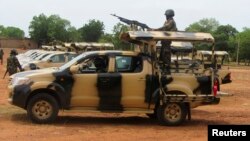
[59,53,86,71]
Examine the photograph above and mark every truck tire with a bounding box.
[27,94,59,124]
[157,102,187,126]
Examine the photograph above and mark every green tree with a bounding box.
[185,18,219,33]
[67,26,81,42]
[29,14,71,45]
[186,18,220,50]
[79,19,104,42]
[4,27,25,38]
[0,25,24,38]
[29,14,49,44]
[111,23,130,50]
[47,15,70,42]
[0,25,5,37]
[213,25,238,52]
[237,28,250,63]
[99,33,113,43]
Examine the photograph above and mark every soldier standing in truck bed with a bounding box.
[153,9,177,74]
[6,49,23,75]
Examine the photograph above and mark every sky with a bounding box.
[0,0,249,37]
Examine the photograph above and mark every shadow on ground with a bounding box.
[10,112,229,127]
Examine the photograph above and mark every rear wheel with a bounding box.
[27,94,59,124]
[157,103,187,126]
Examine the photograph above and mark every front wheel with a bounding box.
[27,94,59,124]
[157,103,187,126]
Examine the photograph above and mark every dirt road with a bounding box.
[0,48,249,141]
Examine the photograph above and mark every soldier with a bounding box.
[0,48,4,65]
[6,49,23,76]
[152,9,177,74]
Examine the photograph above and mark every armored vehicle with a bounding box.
[8,31,220,125]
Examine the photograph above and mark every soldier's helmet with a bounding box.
[165,9,175,17]
[10,49,18,55]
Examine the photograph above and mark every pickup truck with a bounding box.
[8,31,220,126]
[196,50,231,84]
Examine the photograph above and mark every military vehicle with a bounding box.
[41,45,53,51]
[8,30,222,126]
[72,42,114,51]
[196,50,231,84]
[22,51,77,70]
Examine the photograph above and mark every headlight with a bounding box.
[12,77,31,86]
[29,63,37,70]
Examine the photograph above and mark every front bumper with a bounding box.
[8,84,30,109]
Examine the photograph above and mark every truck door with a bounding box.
[71,55,123,111]
[114,55,149,109]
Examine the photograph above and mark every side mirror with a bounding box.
[70,65,79,74]
[47,59,52,63]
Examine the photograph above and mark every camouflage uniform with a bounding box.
[7,51,22,75]
[0,49,4,65]
[157,17,177,31]
[155,9,177,74]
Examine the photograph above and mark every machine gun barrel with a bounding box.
[111,14,150,30]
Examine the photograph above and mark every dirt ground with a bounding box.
[0,48,249,141]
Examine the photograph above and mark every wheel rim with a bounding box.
[32,100,53,120]
[164,103,181,122]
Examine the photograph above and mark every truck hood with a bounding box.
[11,67,58,78]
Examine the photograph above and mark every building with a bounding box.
[0,37,38,49]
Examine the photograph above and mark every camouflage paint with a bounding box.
[97,73,123,111]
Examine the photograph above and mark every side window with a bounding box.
[115,56,142,73]
[39,53,50,60]
[67,54,77,61]
[78,55,109,73]
[50,54,65,63]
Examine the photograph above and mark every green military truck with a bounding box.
[8,31,220,126]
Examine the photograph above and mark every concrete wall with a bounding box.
[0,38,38,49]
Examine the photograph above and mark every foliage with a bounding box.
[29,14,71,45]
[111,23,130,50]
[79,19,104,42]
[0,25,24,38]
[67,26,81,42]
[213,25,238,52]
[238,28,250,61]
[186,18,242,60]
[47,15,70,42]
[98,23,130,50]
[99,33,113,43]
[185,18,219,33]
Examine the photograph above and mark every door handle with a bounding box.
[100,78,110,83]
[138,77,146,81]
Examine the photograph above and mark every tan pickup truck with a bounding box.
[196,50,231,84]
[8,31,220,126]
